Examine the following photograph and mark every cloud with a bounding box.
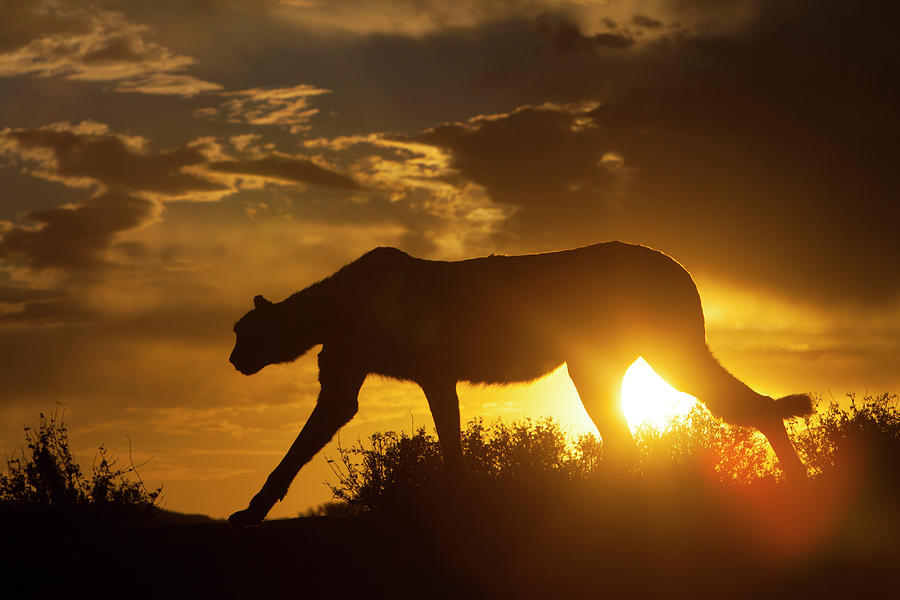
[306,3,895,307]
[0,2,221,96]
[270,0,737,37]
[114,73,224,96]
[1,122,357,206]
[207,153,361,190]
[202,84,331,133]
[301,132,512,255]
[273,0,555,35]
[632,15,663,29]
[536,14,635,52]
[284,0,897,305]
[87,0,892,308]
[407,102,630,244]
[0,122,230,276]
[0,121,229,199]
[0,1,92,54]
[0,190,156,271]
[0,283,58,304]
[0,201,416,408]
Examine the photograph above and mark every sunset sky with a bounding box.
[1,0,897,519]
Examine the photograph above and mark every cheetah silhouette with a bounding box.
[227,242,812,526]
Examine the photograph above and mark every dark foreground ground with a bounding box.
[2,473,898,599]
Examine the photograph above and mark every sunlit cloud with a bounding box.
[207,152,361,190]
[0,121,229,200]
[0,3,221,96]
[0,122,365,280]
[200,84,331,133]
[0,122,237,275]
[696,277,900,396]
[114,72,223,96]
[304,132,511,256]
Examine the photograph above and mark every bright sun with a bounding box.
[621,357,697,432]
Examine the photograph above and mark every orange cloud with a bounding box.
[0,190,156,271]
[201,84,331,133]
[0,122,228,199]
[207,153,360,190]
[0,3,221,96]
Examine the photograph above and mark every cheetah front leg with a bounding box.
[228,348,365,527]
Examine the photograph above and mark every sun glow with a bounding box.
[621,358,697,432]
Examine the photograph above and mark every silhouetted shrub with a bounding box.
[326,414,763,510]
[0,410,162,525]
[460,417,600,480]
[636,405,774,482]
[789,392,900,482]
[327,418,596,509]
[326,394,900,511]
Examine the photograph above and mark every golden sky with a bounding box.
[0,0,897,519]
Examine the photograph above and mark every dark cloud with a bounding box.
[114,11,594,136]
[399,1,900,307]
[414,104,626,242]
[3,125,228,197]
[3,0,889,309]
[0,1,91,54]
[0,191,155,270]
[0,285,59,304]
[81,34,156,64]
[208,154,361,190]
[536,14,635,52]
[596,2,900,305]
[632,15,663,29]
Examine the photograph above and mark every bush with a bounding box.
[789,392,900,481]
[636,404,774,482]
[0,409,162,525]
[460,418,601,480]
[326,418,597,510]
[326,413,754,511]
[325,393,900,511]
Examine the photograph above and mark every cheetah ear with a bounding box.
[253,295,272,309]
